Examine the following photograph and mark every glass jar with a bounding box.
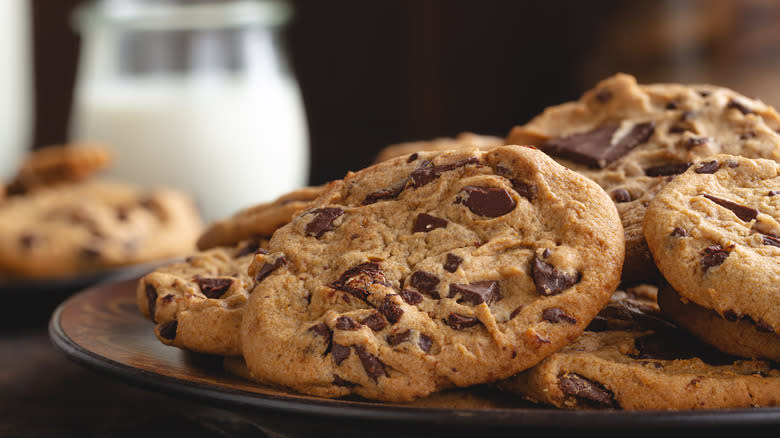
[69,0,310,222]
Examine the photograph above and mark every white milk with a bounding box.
[0,0,31,179]
[69,74,309,222]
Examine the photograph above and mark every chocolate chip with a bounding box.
[409,157,480,187]
[665,101,678,110]
[538,122,655,169]
[407,153,419,163]
[330,262,389,301]
[418,334,433,353]
[399,289,423,305]
[362,182,407,205]
[694,160,720,174]
[449,281,501,305]
[157,321,178,340]
[145,284,158,321]
[234,239,264,258]
[753,317,774,333]
[379,295,404,324]
[542,307,577,324]
[644,162,691,176]
[595,89,612,103]
[412,213,448,232]
[445,313,480,330]
[701,245,729,271]
[531,256,581,296]
[308,322,332,342]
[254,256,288,283]
[354,345,388,382]
[194,278,233,299]
[702,194,757,221]
[727,99,754,115]
[724,309,740,322]
[305,207,344,238]
[332,376,358,387]
[763,234,780,248]
[671,227,688,237]
[698,90,711,97]
[161,294,174,304]
[510,180,537,201]
[409,271,440,298]
[19,232,38,249]
[335,316,361,330]
[386,330,411,346]
[685,137,708,149]
[443,253,463,273]
[740,131,757,140]
[455,186,516,217]
[558,373,618,409]
[769,190,780,197]
[510,305,523,320]
[331,343,351,365]
[611,188,631,203]
[362,313,388,331]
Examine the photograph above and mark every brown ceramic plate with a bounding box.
[48,279,780,436]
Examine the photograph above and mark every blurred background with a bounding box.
[13,0,780,217]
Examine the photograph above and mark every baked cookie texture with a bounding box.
[6,143,112,195]
[0,180,203,279]
[499,285,780,410]
[137,238,267,356]
[643,154,780,358]
[196,185,323,251]
[240,145,624,402]
[373,132,503,164]
[506,73,780,284]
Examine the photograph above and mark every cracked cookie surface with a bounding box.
[240,145,624,402]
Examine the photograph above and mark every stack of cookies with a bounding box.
[136,74,780,410]
[0,143,203,281]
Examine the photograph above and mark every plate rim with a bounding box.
[48,280,780,429]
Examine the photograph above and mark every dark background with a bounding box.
[30,0,780,186]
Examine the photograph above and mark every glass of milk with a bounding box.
[69,0,310,222]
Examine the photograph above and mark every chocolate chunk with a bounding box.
[671,227,688,237]
[157,321,178,340]
[362,313,388,331]
[362,181,407,205]
[701,245,729,271]
[331,343,351,365]
[509,305,523,320]
[354,345,388,382]
[769,190,780,197]
[407,153,419,163]
[456,186,516,217]
[449,281,501,305]
[378,295,403,324]
[538,122,654,168]
[330,262,389,301]
[763,234,780,248]
[161,294,174,304]
[702,194,757,222]
[443,253,463,273]
[558,373,618,409]
[409,271,440,298]
[412,213,448,233]
[740,131,757,140]
[685,137,708,149]
[595,89,612,103]
[308,322,332,343]
[510,180,537,201]
[335,316,361,330]
[234,239,264,258]
[698,90,711,97]
[409,157,480,187]
[254,256,288,283]
[305,207,344,238]
[445,313,480,330]
[727,99,754,115]
[753,317,774,333]
[145,284,158,321]
[644,162,691,176]
[724,309,740,322]
[386,330,411,346]
[399,288,423,305]
[19,232,38,249]
[332,376,358,387]
[194,278,233,299]
[542,307,577,324]
[531,256,581,296]
[418,334,433,353]
[665,101,678,110]
[694,160,720,174]
[611,188,631,203]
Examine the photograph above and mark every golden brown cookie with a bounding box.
[7,143,113,195]
[241,145,624,402]
[373,132,503,164]
[196,185,323,251]
[506,73,780,284]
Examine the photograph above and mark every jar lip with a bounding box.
[73,0,292,32]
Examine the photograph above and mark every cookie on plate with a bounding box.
[6,143,112,195]
[0,180,203,279]
[196,185,323,251]
[240,145,624,402]
[137,238,266,356]
[373,132,503,164]
[498,285,780,410]
[505,73,780,284]
[643,154,780,360]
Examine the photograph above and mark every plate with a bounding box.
[49,279,780,436]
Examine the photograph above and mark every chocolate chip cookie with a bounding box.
[137,238,267,356]
[6,143,112,195]
[506,73,780,284]
[196,185,323,251]
[498,285,780,410]
[643,154,780,359]
[240,145,625,402]
[373,132,503,164]
[0,180,203,279]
